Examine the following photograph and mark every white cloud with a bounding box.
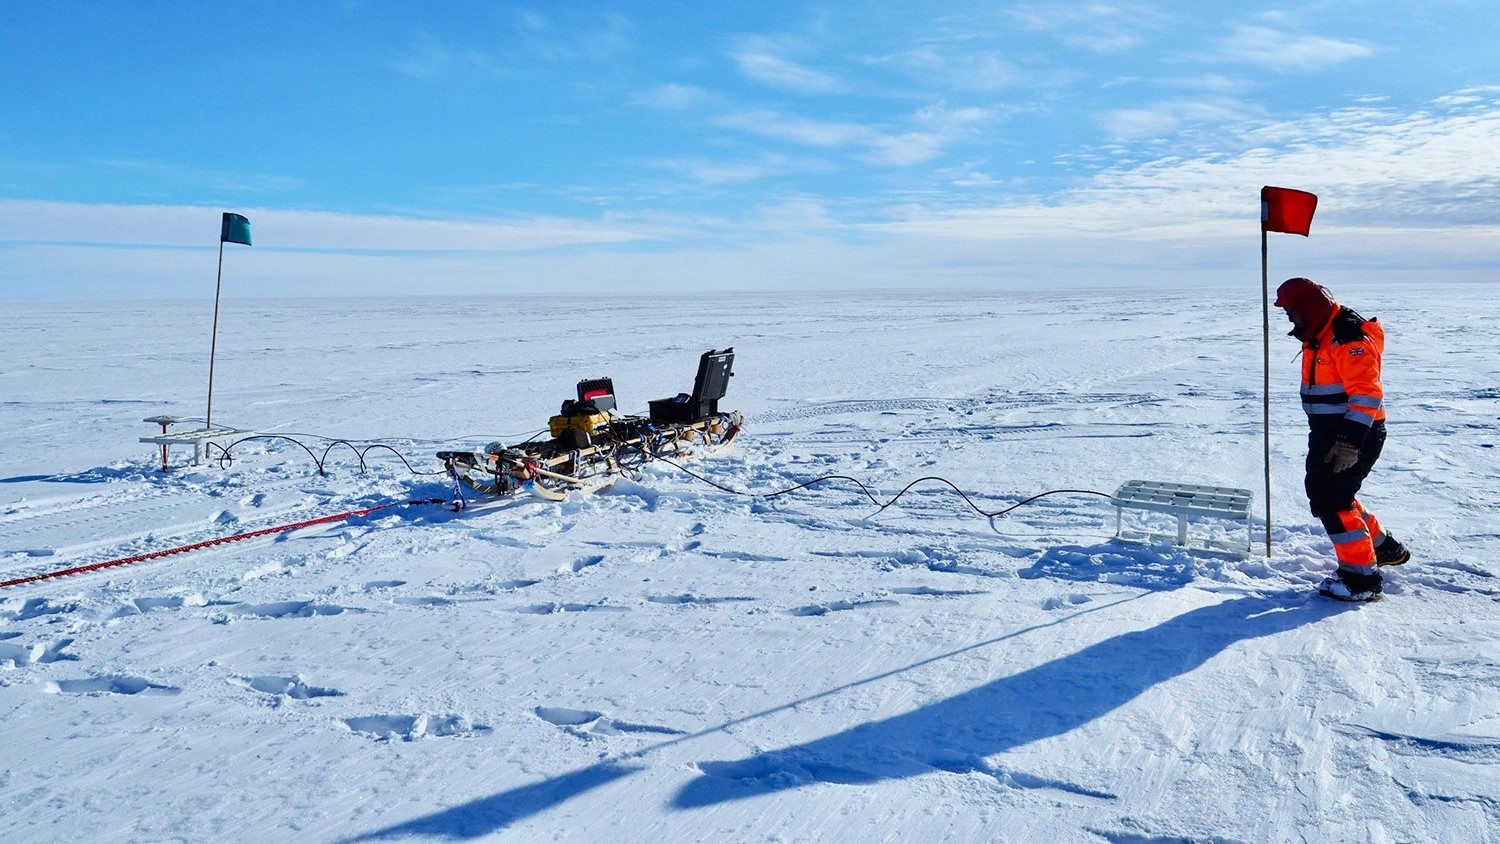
[747,198,837,234]
[1162,74,1253,95]
[861,133,947,166]
[389,11,634,80]
[1101,97,1260,141]
[0,201,657,252]
[650,155,796,186]
[872,47,1018,92]
[632,83,712,111]
[716,110,872,148]
[1433,85,1500,107]
[388,35,504,80]
[94,159,303,195]
[865,103,990,164]
[715,102,989,166]
[1213,25,1371,72]
[732,51,841,93]
[9,91,1500,299]
[913,102,990,131]
[1100,108,1182,141]
[875,92,1500,245]
[951,170,1002,188]
[1009,3,1166,53]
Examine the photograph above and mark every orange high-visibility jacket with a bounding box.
[1299,307,1386,444]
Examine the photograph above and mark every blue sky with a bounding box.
[2,2,1497,298]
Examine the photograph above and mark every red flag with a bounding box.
[1261,186,1317,236]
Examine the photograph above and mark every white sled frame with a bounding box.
[141,416,252,470]
[1111,479,1253,555]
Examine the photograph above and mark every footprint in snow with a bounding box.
[889,586,987,598]
[466,531,535,549]
[1,638,75,667]
[443,580,539,595]
[928,754,1117,800]
[116,594,208,615]
[514,602,630,615]
[535,706,602,726]
[534,706,685,737]
[393,596,455,608]
[788,599,899,617]
[242,674,343,701]
[45,675,180,696]
[702,550,788,563]
[646,594,757,607]
[343,713,491,741]
[691,755,863,787]
[4,598,76,622]
[562,554,605,574]
[216,601,360,621]
[1042,594,1095,610]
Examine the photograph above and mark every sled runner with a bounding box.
[438,348,743,502]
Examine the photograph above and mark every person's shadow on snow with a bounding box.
[673,591,1322,809]
[348,590,1331,840]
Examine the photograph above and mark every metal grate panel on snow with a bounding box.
[1111,479,1253,554]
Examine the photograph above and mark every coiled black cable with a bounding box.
[650,455,1110,520]
[204,435,447,476]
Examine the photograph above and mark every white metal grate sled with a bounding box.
[141,416,252,470]
[1111,479,1253,554]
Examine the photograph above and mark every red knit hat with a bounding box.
[1274,277,1336,330]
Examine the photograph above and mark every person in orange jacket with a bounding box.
[1275,278,1410,601]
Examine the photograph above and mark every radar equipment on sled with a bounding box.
[438,348,742,502]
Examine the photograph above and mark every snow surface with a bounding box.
[2,286,1497,843]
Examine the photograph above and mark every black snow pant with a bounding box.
[1304,421,1387,574]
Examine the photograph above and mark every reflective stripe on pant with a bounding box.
[1305,422,1387,576]
[1319,502,1380,574]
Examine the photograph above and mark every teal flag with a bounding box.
[220,212,252,246]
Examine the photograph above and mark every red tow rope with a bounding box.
[0,498,445,590]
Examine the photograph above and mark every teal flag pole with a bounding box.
[207,213,251,431]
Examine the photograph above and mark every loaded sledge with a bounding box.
[438,348,743,503]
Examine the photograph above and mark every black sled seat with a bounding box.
[649,348,734,424]
[574,377,616,413]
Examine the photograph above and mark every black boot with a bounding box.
[1376,535,1410,567]
[1319,569,1383,602]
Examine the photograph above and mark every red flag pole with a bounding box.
[1261,224,1273,557]
[1258,185,1316,557]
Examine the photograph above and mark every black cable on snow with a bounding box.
[193,430,1109,523]
[650,455,1110,520]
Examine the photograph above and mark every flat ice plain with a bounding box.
[2,285,1497,842]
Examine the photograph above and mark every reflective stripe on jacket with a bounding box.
[1300,307,1386,443]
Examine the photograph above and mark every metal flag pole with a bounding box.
[206,212,251,431]
[208,239,225,431]
[1261,225,1273,557]
[1257,185,1316,558]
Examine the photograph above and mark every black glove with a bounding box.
[1323,440,1360,473]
